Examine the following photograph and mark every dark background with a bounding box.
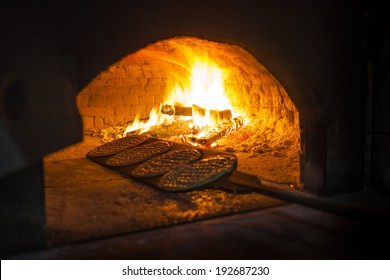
[1,0,389,258]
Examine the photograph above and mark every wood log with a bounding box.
[183,135,199,146]
[162,104,233,123]
[161,104,192,116]
[183,117,246,147]
[196,121,236,146]
[192,104,232,122]
[233,116,246,127]
[126,119,192,138]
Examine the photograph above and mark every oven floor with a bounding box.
[47,135,301,187]
[8,203,389,259]
[44,155,285,247]
[34,137,389,259]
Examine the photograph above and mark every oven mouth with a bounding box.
[74,36,301,186]
[41,36,305,247]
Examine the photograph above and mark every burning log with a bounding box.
[192,104,232,122]
[181,135,198,146]
[161,104,192,116]
[161,104,233,123]
[184,116,246,147]
[126,119,192,138]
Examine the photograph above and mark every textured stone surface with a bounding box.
[76,37,300,154]
[44,156,284,246]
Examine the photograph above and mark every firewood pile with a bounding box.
[91,103,246,146]
[160,104,246,147]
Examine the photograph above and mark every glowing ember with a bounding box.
[123,46,247,145]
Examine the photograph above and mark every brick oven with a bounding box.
[1,0,390,259]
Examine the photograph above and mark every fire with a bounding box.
[186,59,232,110]
[123,104,171,135]
[123,45,246,145]
[169,58,237,129]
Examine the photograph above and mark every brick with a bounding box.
[249,84,262,96]
[130,105,139,117]
[91,76,118,87]
[89,86,109,96]
[82,117,95,131]
[93,107,115,117]
[226,75,238,85]
[115,106,131,118]
[129,84,145,96]
[78,107,96,117]
[155,93,166,104]
[115,115,126,126]
[110,86,129,96]
[250,74,263,85]
[139,94,154,105]
[270,85,281,99]
[103,115,115,126]
[138,105,147,119]
[122,94,139,106]
[260,96,273,107]
[106,94,123,106]
[150,69,166,78]
[250,95,260,106]
[131,53,146,65]
[235,69,251,85]
[123,78,141,87]
[146,104,157,115]
[143,70,153,78]
[244,94,252,106]
[286,110,295,124]
[241,84,250,96]
[127,65,144,78]
[284,98,293,111]
[87,94,106,107]
[94,117,104,130]
[273,107,282,118]
[260,72,274,84]
[76,93,89,109]
[225,85,242,104]
[145,83,163,96]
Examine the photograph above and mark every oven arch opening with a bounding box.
[76,36,302,188]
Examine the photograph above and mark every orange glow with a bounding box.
[124,45,246,140]
[123,105,172,135]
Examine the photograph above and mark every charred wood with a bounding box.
[161,105,192,116]
[126,119,192,138]
[162,104,233,123]
[184,116,246,147]
[192,104,232,122]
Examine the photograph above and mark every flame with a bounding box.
[123,105,172,135]
[123,44,245,138]
[171,59,236,130]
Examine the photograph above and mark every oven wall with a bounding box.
[0,2,82,177]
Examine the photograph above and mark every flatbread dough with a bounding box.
[87,134,149,158]
[106,140,172,167]
[157,154,237,191]
[131,148,203,178]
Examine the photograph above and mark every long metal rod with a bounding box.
[218,171,386,221]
